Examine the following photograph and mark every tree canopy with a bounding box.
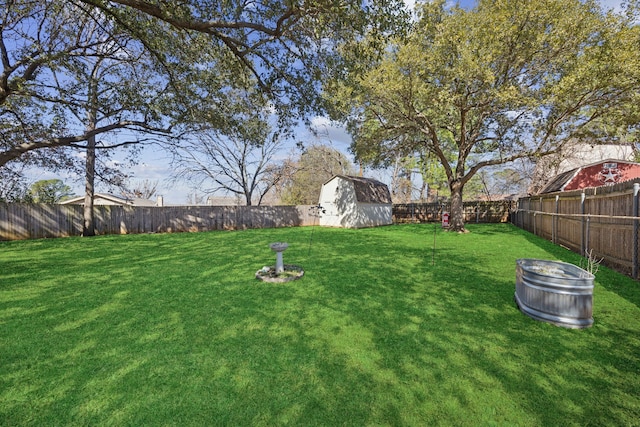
[27,179,73,203]
[0,0,409,165]
[1,0,409,209]
[170,90,284,206]
[280,145,354,205]
[0,1,173,169]
[330,0,640,231]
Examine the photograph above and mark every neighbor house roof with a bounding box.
[206,196,245,206]
[546,143,635,174]
[60,193,158,206]
[332,175,392,204]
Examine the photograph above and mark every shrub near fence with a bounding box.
[392,201,515,224]
[512,179,640,279]
[0,203,318,241]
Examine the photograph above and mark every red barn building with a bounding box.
[539,159,640,194]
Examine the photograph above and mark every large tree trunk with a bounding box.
[449,179,466,232]
[83,129,96,236]
[83,65,101,237]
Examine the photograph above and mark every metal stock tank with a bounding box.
[515,259,594,329]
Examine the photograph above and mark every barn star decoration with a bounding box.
[598,167,619,184]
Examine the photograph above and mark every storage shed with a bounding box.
[539,159,640,193]
[318,175,392,228]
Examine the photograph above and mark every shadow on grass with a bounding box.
[297,223,640,425]
[1,224,639,425]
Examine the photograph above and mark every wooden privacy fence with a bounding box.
[512,180,640,279]
[0,200,515,241]
[393,201,515,224]
[0,203,319,241]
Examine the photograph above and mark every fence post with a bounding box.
[633,183,639,280]
[538,196,543,236]
[585,215,591,256]
[553,195,559,244]
[580,192,586,256]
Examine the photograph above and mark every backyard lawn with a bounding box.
[1,223,639,426]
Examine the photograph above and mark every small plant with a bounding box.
[580,249,604,277]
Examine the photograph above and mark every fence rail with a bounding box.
[512,180,640,279]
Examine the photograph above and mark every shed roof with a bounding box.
[539,159,640,194]
[332,175,392,204]
[539,168,580,193]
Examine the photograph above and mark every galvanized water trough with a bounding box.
[515,259,594,329]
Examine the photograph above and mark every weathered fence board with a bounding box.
[513,179,640,279]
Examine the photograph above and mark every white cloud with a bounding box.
[307,116,353,152]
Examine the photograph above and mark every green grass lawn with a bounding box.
[1,223,639,426]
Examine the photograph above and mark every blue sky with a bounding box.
[24,0,630,204]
